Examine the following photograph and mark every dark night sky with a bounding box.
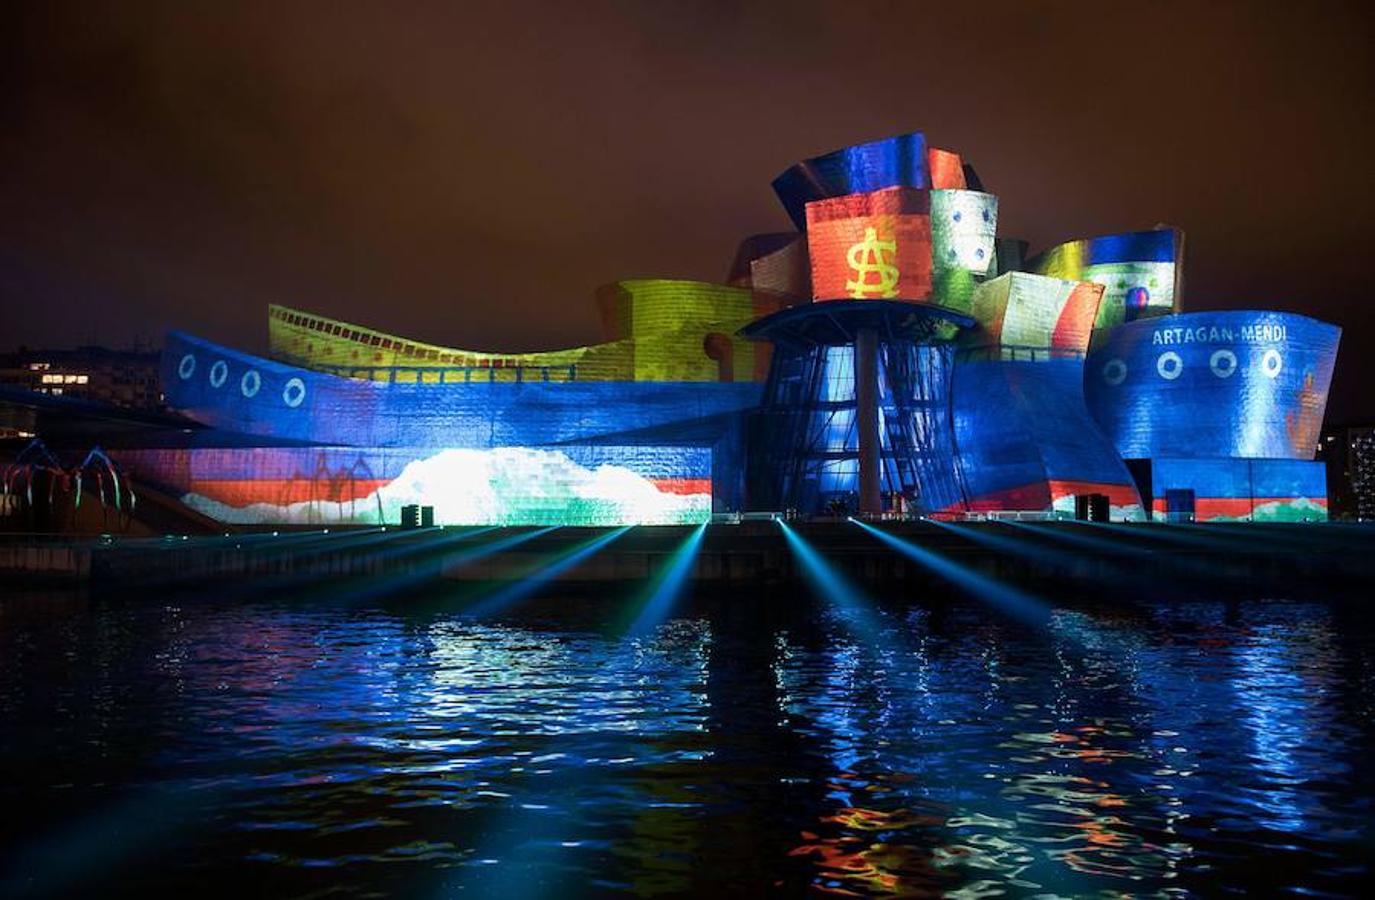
[3,1,1373,418]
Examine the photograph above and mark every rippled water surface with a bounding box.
[2,587,1373,897]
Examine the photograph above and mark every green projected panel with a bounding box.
[268,278,787,385]
[1029,230,1181,330]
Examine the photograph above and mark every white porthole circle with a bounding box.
[177,354,196,380]
[1209,349,1238,379]
[282,377,307,408]
[209,359,228,388]
[1261,348,1283,379]
[240,369,261,398]
[1102,358,1127,386]
[1156,351,1183,380]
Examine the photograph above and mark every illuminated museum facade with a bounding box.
[111,132,1340,525]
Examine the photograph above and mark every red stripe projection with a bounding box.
[1050,283,1104,353]
[951,480,1142,514]
[189,479,394,507]
[647,478,711,496]
[187,476,712,509]
[1046,480,1142,508]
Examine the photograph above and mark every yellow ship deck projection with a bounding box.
[114,131,1339,525]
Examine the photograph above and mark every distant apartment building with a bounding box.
[1319,423,1375,521]
[0,346,162,411]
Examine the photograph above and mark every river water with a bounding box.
[1,585,1372,897]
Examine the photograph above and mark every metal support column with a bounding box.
[855,326,882,516]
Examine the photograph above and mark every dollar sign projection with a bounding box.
[845,226,900,299]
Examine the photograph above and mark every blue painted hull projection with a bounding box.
[1085,311,1340,460]
[954,357,1139,502]
[162,332,762,449]
[1146,458,1327,500]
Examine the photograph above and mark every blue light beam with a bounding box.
[625,523,707,636]
[777,519,887,643]
[458,526,631,619]
[850,518,1051,628]
[926,518,1088,572]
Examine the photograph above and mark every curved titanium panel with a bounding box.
[772,132,930,230]
[1085,311,1340,459]
[1028,228,1182,329]
[927,148,967,190]
[269,303,631,381]
[805,188,932,302]
[953,357,1143,516]
[270,279,784,385]
[965,273,1102,353]
[747,236,811,302]
[163,331,762,448]
[931,190,998,310]
[594,279,790,381]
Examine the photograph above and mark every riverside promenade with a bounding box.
[4,521,1374,594]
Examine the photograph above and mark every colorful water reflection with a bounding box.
[0,589,1371,897]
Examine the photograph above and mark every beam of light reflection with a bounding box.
[349,525,499,567]
[1083,519,1257,552]
[623,523,707,637]
[1006,519,1252,592]
[1175,520,1365,552]
[0,781,234,898]
[849,518,1050,628]
[213,526,389,550]
[226,525,422,563]
[222,526,465,597]
[457,526,631,619]
[128,525,470,592]
[1230,610,1342,834]
[926,518,1092,572]
[426,616,715,899]
[305,526,548,606]
[275,526,495,581]
[1068,520,1314,586]
[1004,519,1153,557]
[777,519,887,644]
[246,524,530,610]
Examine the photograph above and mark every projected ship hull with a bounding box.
[1085,311,1340,460]
[71,130,1341,527]
[163,332,761,448]
[952,357,1143,518]
[119,331,762,526]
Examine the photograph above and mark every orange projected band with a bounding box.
[804,187,932,302]
[928,148,966,189]
[1051,282,1104,352]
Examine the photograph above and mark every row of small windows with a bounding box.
[178,354,305,408]
[275,308,522,368]
[1101,348,1284,385]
